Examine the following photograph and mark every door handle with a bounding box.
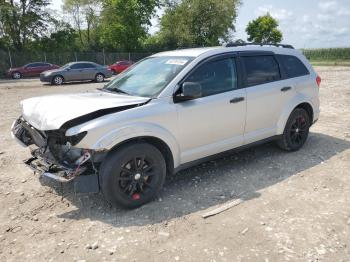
[281,86,292,92]
[230,97,245,103]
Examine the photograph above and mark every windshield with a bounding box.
[103,56,193,97]
[61,63,72,69]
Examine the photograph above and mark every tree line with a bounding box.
[0,0,283,53]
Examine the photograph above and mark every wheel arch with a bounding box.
[295,102,314,123]
[107,136,175,175]
[83,122,180,173]
[12,71,22,78]
[52,74,65,82]
[277,98,315,134]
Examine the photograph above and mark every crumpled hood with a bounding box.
[21,91,150,131]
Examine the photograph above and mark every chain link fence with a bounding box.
[0,49,153,78]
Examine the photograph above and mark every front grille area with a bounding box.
[12,117,47,147]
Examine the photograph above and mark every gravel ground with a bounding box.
[0,67,349,262]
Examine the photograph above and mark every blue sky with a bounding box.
[51,0,350,48]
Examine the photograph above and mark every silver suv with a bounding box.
[12,44,321,208]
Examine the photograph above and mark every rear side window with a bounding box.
[71,63,96,69]
[26,63,44,68]
[278,55,309,78]
[71,63,84,69]
[81,63,96,68]
[242,56,280,87]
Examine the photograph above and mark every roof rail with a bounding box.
[225,42,294,49]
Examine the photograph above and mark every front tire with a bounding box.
[52,75,63,85]
[277,108,311,151]
[99,142,166,209]
[12,72,21,79]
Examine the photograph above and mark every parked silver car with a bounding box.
[12,43,320,209]
[40,61,113,85]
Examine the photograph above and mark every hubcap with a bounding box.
[13,73,20,79]
[55,77,62,84]
[117,156,157,200]
[97,75,103,82]
[290,115,307,146]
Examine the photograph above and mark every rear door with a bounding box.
[24,63,40,77]
[80,63,98,80]
[37,63,52,73]
[68,63,91,81]
[241,53,296,144]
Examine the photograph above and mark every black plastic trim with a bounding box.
[174,135,281,174]
[225,42,294,49]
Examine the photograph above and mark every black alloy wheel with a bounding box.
[277,108,311,151]
[99,142,166,208]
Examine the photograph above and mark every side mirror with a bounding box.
[66,68,71,71]
[174,82,202,102]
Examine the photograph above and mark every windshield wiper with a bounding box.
[97,87,131,96]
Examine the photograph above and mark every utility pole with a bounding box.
[8,48,13,68]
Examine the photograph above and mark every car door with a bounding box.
[37,63,51,74]
[175,56,247,164]
[67,63,86,81]
[241,53,296,144]
[81,63,97,80]
[23,63,38,77]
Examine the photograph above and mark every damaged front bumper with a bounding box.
[12,117,102,193]
[24,150,91,183]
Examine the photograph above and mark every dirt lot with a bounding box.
[0,67,349,262]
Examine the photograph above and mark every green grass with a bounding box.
[310,60,350,66]
[302,48,350,66]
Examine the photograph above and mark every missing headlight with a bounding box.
[66,131,87,146]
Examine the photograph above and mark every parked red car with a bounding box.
[7,62,60,79]
[108,60,133,74]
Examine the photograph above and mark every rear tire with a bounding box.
[277,108,310,151]
[99,142,166,209]
[52,75,63,85]
[12,72,21,79]
[95,73,104,83]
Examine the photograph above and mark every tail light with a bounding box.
[316,75,321,87]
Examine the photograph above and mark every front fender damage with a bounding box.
[12,101,153,192]
[13,100,151,192]
[14,117,108,192]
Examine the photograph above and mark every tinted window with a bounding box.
[70,63,95,69]
[278,55,309,78]
[242,56,280,86]
[186,58,237,97]
[82,63,96,68]
[26,63,43,68]
[70,63,81,69]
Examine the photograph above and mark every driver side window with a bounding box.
[186,58,237,97]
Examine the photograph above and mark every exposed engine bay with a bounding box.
[12,117,103,184]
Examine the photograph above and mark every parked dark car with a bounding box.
[108,60,133,74]
[40,61,113,85]
[7,62,60,79]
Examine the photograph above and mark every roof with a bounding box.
[152,47,222,57]
[152,45,302,58]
